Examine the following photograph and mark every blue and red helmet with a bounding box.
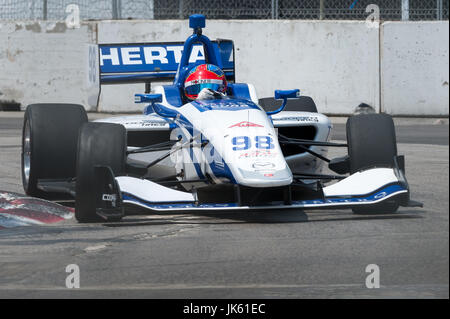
[184,64,227,100]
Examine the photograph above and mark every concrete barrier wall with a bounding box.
[0,21,97,111]
[97,20,380,114]
[1,20,448,115]
[381,22,449,116]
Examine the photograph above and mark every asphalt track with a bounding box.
[0,112,448,298]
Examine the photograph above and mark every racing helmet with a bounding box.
[184,64,227,100]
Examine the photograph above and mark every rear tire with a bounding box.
[22,104,87,198]
[346,113,399,214]
[258,96,318,113]
[75,122,126,223]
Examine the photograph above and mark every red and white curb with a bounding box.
[0,191,74,229]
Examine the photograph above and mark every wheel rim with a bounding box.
[23,120,31,187]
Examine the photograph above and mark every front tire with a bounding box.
[22,104,87,198]
[75,122,126,223]
[346,113,399,214]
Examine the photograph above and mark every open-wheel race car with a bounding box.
[21,14,422,223]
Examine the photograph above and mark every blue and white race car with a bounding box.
[21,14,421,222]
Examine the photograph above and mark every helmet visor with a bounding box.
[185,83,223,96]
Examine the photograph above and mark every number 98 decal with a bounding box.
[232,136,274,151]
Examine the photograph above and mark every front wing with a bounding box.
[113,167,420,213]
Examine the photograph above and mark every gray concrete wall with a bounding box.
[0,21,97,110]
[381,21,449,116]
[0,20,448,115]
[97,20,380,114]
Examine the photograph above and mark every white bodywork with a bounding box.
[94,86,409,212]
[323,168,399,197]
[96,85,332,189]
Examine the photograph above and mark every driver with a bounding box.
[184,64,228,100]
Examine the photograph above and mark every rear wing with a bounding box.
[86,39,234,109]
[99,40,235,84]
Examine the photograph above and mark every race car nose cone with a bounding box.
[237,167,293,188]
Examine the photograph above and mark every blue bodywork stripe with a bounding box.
[163,85,184,107]
[190,98,260,112]
[229,83,252,101]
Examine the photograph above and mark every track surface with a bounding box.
[0,113,448,298]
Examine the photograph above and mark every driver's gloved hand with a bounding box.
[196,88,226,100]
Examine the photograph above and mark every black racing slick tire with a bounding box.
[75,122,126,223]
[22,103,88,198]
[346,113,399,214]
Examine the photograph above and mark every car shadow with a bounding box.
[104,208,424,227]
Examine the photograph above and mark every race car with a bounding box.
[21,14,422,223]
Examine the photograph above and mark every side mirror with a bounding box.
[274,89,300,100]
[135,93,178,118]
[135,94,162,104]
[266,89,300,115]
